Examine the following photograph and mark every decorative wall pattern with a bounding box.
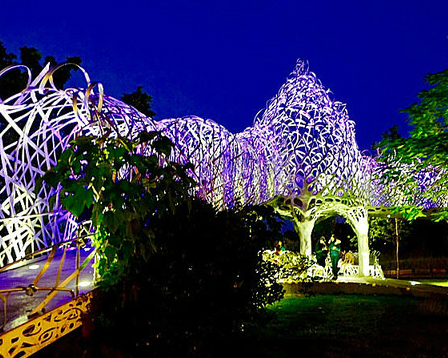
[0,292,92,358]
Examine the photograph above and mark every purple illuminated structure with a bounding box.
[370,156,448,210]
[0,63,155,267]
[0,60,436,276]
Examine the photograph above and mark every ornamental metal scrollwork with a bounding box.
[0,292,92,358]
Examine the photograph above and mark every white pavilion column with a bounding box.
[294,217,315,257]
[354,214,369,277]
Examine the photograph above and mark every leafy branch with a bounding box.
[37,131,196,285]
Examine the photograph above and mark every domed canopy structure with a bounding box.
[0,59,430,276]
[245,60,373,273]
[253,60,369,199]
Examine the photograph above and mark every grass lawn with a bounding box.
[34,293,448,357]
[247,294,448,358]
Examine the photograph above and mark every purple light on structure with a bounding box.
[1,59,440,266]
[0,59,372,264]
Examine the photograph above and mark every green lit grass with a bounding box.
[265,295,411,337]
[35,293,448,358]
[418,279,448,287]
[247,294,448,358]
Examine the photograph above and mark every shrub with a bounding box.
[39,133,285,356]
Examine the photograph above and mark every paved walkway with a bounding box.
[0,246,95,332]
[2,251,448,335]
[284,275,448,298]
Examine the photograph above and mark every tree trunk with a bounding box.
[353,214,369,277]
[289,205,314,256]
[395,218,400,279]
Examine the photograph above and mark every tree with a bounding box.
[0,40,155,119]
[0,41,82,100]
[38,131,284,356]
[368,216,413,277]
[121,85,156,117]
[37,131,194,285]
[376,60,448,221]
[0,40,17,69]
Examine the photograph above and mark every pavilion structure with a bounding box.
[0,60,442,276]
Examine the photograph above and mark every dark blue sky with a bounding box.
[1,0,447,151]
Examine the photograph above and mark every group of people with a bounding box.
[271,236,342,279]
[315,234,341,279]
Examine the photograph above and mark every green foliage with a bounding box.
[368,217,395,245]
[375,62,448,219]
[432,209,448,222]
[0,40,17,68]
[368,216,412,250]
[262,250,314,282]
[86,201,285,356]
[378,67,448,166]
[39,131,286,356]
[253,257,285,308]
[121,85,156,117]
[38,131,195,286]
[391,205,426,221]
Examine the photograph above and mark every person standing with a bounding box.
[274,240,285,256]
[315,236,328,267]
[328,234,341,279]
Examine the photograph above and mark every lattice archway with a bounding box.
[0,59,398,276]
[272,193,370,275]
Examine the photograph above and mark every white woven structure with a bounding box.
[0,64,154,266]
[0,60,420,276]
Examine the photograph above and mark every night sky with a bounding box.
[1,0,447,152]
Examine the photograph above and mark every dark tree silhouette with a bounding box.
[0,41,82,100]
[121,85,156,117]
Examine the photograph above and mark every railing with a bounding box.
[0,291,93,358]
[0,234,96,332]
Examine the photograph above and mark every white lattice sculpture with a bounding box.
[247,61,373,273]
[160,61,372,207]
[0,60,406,276]
[0,64,155,265]
[369,155,448,210]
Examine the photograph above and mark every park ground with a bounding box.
[34,277,448,358]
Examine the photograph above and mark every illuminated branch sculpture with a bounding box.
[249,60,372,274]
[0,59,421,276]
[0,64,155,266]
[369,156,448,213]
